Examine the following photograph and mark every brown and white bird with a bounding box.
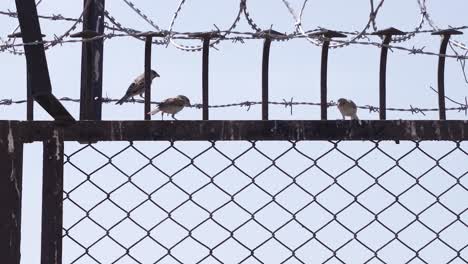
[337,98,359,120]
[148,95,191,120]
[115,70,160,105]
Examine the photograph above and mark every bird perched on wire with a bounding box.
[115,70,160,105]
[148,95,191,120]
[337,98,359,120]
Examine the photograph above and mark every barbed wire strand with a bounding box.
[1,97,467,116]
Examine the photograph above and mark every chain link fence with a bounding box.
[62,140,468,264]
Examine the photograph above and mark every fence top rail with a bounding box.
[1,120,467,142]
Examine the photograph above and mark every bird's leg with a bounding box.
[161,113,164,120]
[131,97,136,103]
[139,94,144,99]
[341,114,345,120]
[172,114,178,120]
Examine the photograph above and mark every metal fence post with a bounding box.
[41,128,64,264]
[0,122,23,264]
[79,0,105,121]
[432,29,463,120]
[309,30,347,120]
[372,27,405,120]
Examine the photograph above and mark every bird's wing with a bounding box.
[159,97,184,107]
[348,99,357,110]
[126,79,146,96]
[125,82,137,95]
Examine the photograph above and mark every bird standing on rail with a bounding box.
[115,70,160,105]
[337,98,359,120]
[148,95,191,120]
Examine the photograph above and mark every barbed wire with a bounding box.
[1,0,467,99]
[1,0,467,54]
[1,30,468,60]
[1,97,467,116]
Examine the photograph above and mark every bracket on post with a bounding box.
[188,32,224,120]
[372,27,405,120]
[431,29,463,120]
[308,30,347,120]
[14,0,75,121]
[254,29,287,120]
[137,31,168,120]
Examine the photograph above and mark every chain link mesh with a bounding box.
[62,140,468,264]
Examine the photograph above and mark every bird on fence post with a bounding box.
[148,95,191,120]
[116,70,160,105]
[337,98,359,120]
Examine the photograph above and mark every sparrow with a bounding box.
[337,98,359,120]
[115,69,160,105]
[148,95,191,120]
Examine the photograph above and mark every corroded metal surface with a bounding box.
[1,120,466,142]
[0,121,23,264]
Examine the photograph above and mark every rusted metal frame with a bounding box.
[144,36,153,120]
[432,29,464,120]
[14,0,75,121]
[0,122,23,264]
[79,0,105,121]
[41,128,64,264]
[4,120,467,141]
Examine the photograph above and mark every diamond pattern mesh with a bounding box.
[63,140,468,264]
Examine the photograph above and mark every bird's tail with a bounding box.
[148,108,160,115]
[115,95,128,105]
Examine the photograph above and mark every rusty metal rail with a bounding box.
[0,120,466,142]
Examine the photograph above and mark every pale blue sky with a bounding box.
[1,1,467,263]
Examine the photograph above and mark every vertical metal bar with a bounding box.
[144,36,153,120]
[27,68,33,120]
[379,35,392,120]
[0,122,23,264]
[262,38,272,121]
[437,35,451,120]
[320,40,330,120]
[202,37,210,120]
[41,128,64,264]
[80,0,105,120]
